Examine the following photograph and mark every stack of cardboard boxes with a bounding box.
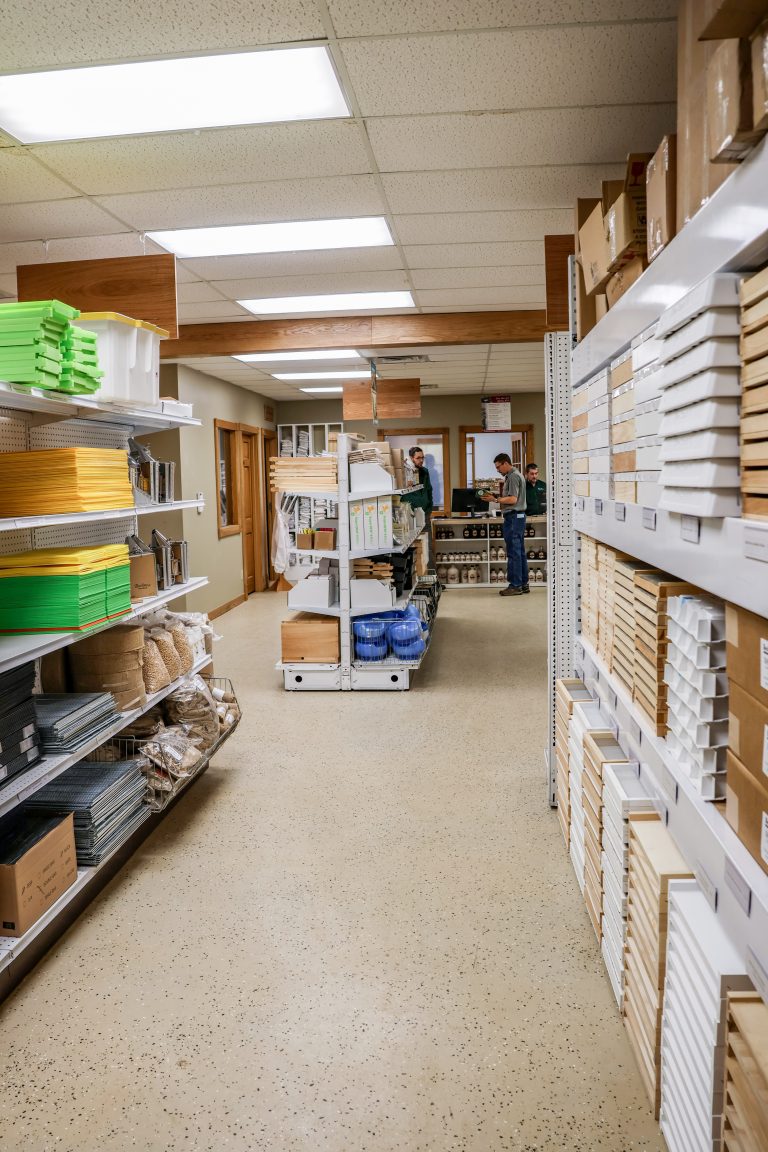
[554,678,593,851]
[725,602,768,876]
[739,264,768,519]
[722,991,768,1150]
[582,733,628,944]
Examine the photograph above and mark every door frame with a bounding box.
[261,428,279,587]
[237,423,267,594]
[458,424,535,486]
[376,427,450,514]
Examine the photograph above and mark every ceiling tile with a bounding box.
[384,165,623,214]
[177,281,229,303]
[327,0,676,36]
[395,210,573,245]
[0,151,79,204]
[210,269,409,299]
[404,242,543,268]
[31,121,370,196]
[339,25,676,116]
[177,301,252,321]
[174,264,202,284]
[0,1,325,71]
[368,105,675,172]
[0,273,17,298]
[416,286,545,308]
[0,199,127,244]
[180,246,404,281]
[95,175,386,230]
[411,265,543,290]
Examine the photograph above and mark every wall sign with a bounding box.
[481,395,512,431]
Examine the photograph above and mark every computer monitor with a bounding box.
[451,488,488,515]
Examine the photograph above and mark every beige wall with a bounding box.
[153,364,275,614]
[274,393,548,491]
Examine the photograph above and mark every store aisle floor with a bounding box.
[0,592,664,1152]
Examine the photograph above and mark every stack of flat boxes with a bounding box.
[582,732,627,943]
[580,535,599,649]
[572,383,590,499]
[596,543,620,668]
[722,991,768,1152]
[610,351,636,503]
[555,678,593,851]
[610,335,664,509]
[725,603,768,878]
[664,594,728,801]
[601,766,655,1009]
[660,880,751,1152]
[623,816,693,1118]
[588,368,612,502]
[656,273,742,520]
[612,558,653,694]
[739,265,768,520]
[633,570,696,737]
[568,701,610,895]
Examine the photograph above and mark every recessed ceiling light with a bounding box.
[299,386,345,394]
[274,370,370,380]
[0,46,349,144]
[238,291,415,316]
[149,217,393,258]
[233,349,364,364]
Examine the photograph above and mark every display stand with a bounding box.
[431,514,547,588]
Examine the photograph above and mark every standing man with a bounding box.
[525,462,547,517]
[401,446,434,565]
[480,453,528,596]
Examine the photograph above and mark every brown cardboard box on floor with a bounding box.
[0,812,77,937]
[707,38,764,161]
[753,20,768,131]
[725,602,768,708]
[646,135,677,261]
[726,749,768,874]
[281,613,340,663]
[728,680,768,786]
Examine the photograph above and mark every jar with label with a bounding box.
[537,547,546,560]
[463,526,470,538]
[467,565,479,584]
[447,564,460,584]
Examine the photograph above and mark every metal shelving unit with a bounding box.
[433,514,548,589]
[0,380,201,434]
[0,497,205,534]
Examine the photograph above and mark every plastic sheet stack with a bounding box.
[612,558,652,694]
[25,759,148,866]
[664,594,728,800]
[34,693,119,754]
[60,325,102,395]
[0,662,41,785]
[632,570,696,737]
[567,700,610,895]
[582,732,628,943]
[0,447,133,517]
[0,544,131,632]
[0,299,79,390]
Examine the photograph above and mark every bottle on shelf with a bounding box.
[463,526,470,538]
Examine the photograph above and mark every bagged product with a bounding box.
[150,628,181,681]
[142,637,171,693]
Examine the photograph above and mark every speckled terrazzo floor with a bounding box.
[0,590,665,1152]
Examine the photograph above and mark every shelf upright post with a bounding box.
[545,331,576,806]
[338,433,353,691]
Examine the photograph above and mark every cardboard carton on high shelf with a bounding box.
[699,1,768,40]
[728,680,768,787]
[594,295,608,322]
[753,20,768,132]
[0,811,77,937]
[574,198,600,339]
[726,749,768,875]
[707,38,765,162]
[604,153,653,275]
[725,602,768,709]
[69,623,145,656]
[646,135,677,262]
[281,613,340,663]
[606,257,646,309]
[578,180,623,294]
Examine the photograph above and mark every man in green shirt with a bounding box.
[401,446,434,563]
[525,463,547,517]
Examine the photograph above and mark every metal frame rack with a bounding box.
[277,422,344,576]
[432,514,548,589]
[546,135,768,992]
[279,432,435,692]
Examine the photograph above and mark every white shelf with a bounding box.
[0,498,204,534]
[288,547,340,559]
[348,485,423,500]
[574,634,768,980]
[0,381,201,434]
[572,133,768,387]
[286,602,342,618]
[349,527,424,559]
[0,575,209,674]
[0,653,212,820]
[278,490,339,499]
[573,498,768,618]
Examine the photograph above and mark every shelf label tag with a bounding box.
[747,949,768,1007]
[594,498,603,515]
[724,858,752,916]
[642,508,657,531]
[744,525,768,563]
[576,497,585,512]
[696,861,718,912]
[629,718,642,746]
[681,514,701,543]
[659,763,678,804]
[615,503,626,521]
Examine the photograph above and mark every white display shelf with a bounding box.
[349,527,424,559]
[0,381,201,434]
[572,134,768,387]
[574,634,768,981]
[573,498,768,618]
[348,485,423,500]
[277,489,338,499]
[287,547,340,560]
[285,602,342,618]
[0,576,208,674]
[0,498,204,534]
[444,581,547,590]
[0,652,212,820]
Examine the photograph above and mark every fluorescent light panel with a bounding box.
[0,46,349,143]
[238,291,415,316]
[233,349,363,364]
[300,386,344,393]
[275,370,370,380]
[149,217,393,258]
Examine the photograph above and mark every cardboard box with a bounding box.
[130,553,158,601]
[69,651,142,674]
[707,37,763,161]
[0,812,77,937]
[726,749,768,874]
[41,649,69,693]
[69,623,144,657]
[726,601,768,708]
[728,680,768,785]
[363,499,378,549]
[314,528,336,550]
[753,20,768,131]
[605,154,652,274]
[281,613,340,663]
[646,135,677,261]
[606,257,647,308]
[350,578,396,610]
[574,198,600,332]
[296,532,315,550]
[348,500,365,551]
[287,573,337,610]
[595,295,608,322]
[700,1,768,40]
[377,495,393,548]
[578,202,611,295]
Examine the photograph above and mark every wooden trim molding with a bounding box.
[208,593,247,621]
[377,426,450,514]
[458,424,535,487]
[214,418,241,539]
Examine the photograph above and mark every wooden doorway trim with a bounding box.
[237,423,267,595]
[458,424,535,486]
[261,428,279,589]
[375,426,450,515]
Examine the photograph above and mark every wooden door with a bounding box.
[241,432,256,594]
[263,432,278,585]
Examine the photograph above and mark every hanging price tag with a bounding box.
[615,503,626,521]
[681,514,701,543]
[595,499,603,515]
[642,508,657,531]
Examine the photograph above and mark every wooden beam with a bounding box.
[17,254,178,338]
[160,309,548,359]
[376,378,421,419]
[544,235,575,331]
[342,379,373,421]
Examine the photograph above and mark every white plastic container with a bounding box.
[659,397,740,437]
[657,367,741,413]
[657,486,741,518]
[659,307,740,364]
[75,311,168,408]
[655,272,741,339]
[657,339,741,389]
[659,429,739,461]
[660,459,740,488]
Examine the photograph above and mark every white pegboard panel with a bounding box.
[0,409,30,453]
[0,529,33,555]
[30,418,130,452]
[33,515,137,551]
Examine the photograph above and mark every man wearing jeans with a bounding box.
[480,452,528,596]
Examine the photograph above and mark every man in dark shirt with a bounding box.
[525,463,547,517]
